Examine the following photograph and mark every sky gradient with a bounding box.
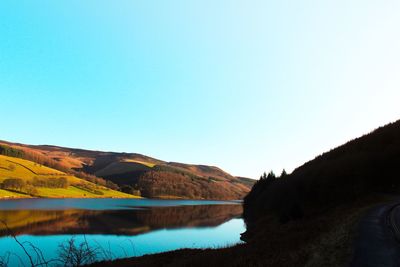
[1,1,400,178]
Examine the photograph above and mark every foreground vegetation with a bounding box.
[0,230,127,267]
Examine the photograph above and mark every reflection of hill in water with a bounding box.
[0,204,242,237]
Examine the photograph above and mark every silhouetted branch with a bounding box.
[0,220,35,267]
[0,221,136,267]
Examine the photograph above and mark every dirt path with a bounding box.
[351,202,400,267]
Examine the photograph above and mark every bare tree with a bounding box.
[0,221,131,267]
[57,237,98,267]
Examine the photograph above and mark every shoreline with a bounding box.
[0,196,142,200]
[0,196,243,201]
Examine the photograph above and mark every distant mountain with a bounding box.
[0,140,254,200]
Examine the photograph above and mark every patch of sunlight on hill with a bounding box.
[122,159,156,168]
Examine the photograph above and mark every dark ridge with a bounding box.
[243,119,400,238]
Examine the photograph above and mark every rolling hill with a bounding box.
[0,154,138,199]
[0,141,254,200]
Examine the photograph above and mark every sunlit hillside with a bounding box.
[0,155,138,199]
[0,141,254,200]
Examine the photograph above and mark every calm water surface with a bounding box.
[0,199,245,266]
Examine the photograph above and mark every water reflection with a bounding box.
[0,200,245,266]
[0,204,243,237]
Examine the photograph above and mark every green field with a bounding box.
[0,155,140,199]
[0,188,30,198]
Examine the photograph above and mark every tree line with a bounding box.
[0,145,24,158]
[0,177,70,196]
[32,177,69,188]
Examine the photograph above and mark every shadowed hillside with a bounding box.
[244,119,400,229]
[0,141,254,200]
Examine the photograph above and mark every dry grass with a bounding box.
[243,194,394,267]
[303,195,393,267]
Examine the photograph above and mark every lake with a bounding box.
[0,199,245,266]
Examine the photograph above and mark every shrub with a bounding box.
[25,185,38,196]
[0,178,39,196]
[76,183,104,195]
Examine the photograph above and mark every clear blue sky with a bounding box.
[1,1,399,178]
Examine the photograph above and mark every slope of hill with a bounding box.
[0,141,254,200]
[236,119,400,266]
[0,155,137,199]
[244,119,400,226]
